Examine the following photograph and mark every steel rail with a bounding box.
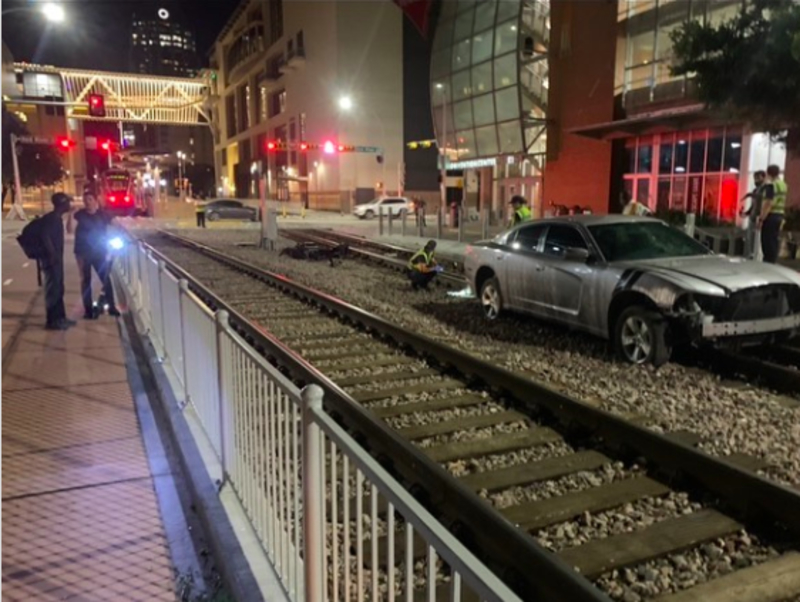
[144,232,609,602]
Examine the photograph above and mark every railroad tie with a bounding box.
[501,476,671,532]
[557,509,742,579]
[349,379,463,404]
[654,552,800,602]
[460,450,610,492]
[370,394,487,419]
[425,428,562,463]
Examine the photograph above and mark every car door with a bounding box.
[216,200,233,218]
[231,201,249,219]
[538,224,592,323]
[501,223,549,313]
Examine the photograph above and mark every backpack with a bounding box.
[17,217,46,260]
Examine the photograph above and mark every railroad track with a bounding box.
[286,228,800,397]
[144,230,800,602]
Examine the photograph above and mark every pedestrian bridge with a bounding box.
[12,62,211,126]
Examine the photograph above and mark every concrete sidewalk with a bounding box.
[1,239,183,601]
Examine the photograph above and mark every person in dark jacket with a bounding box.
[70,193,119,319]
[41,193,75,330]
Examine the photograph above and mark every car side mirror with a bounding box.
[564,247,590,262]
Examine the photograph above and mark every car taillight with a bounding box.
[109,195,116,203]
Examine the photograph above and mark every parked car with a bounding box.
[353,197,412,219]
[464,215,800,366]
[204,199,258,222]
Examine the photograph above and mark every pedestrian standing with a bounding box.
[195,198,206,228]
[70,193,119,319]
[415,197,427,227]
[760,164,788,264]
[739,170,766,259]
[41,193,75,330]
[508,195,532,227]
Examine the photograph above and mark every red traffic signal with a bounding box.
[55,136,75,151]
[100,140,112,151]
[323,141,336,154]
[88,94,106,118]
[266,140,277,151]
[299,142,309,151]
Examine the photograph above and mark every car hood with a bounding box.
[615,255,800,295]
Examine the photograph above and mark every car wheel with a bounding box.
[207,212,220,222]
[480,277,503,320]
[365,210,375,220]
[614,306,671,367]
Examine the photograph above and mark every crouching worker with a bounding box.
[407,239,442,290]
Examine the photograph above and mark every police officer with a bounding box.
[71,193,119,319]
[407,239,440,290]
[41,193,75,330]
[760,164,787,264]
[508,195,532,227]
[740,170,766,259]
[195,198,206,228]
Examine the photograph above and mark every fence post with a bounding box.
[481,207,489,239]
[157,260,168,361]
[178,279,190,407]
[215,310,230,484]
[378,206,384,236]
[302,384,325,602]
[418,208,424,237]
[388,209,394,236]
[436,207,443,239]
[401,209,407,237]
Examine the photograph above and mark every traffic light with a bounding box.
[55,136,75,151]
[88,94,106,117]
[100,140,112,152]
[323,140,336,154]
[337,144,355,153]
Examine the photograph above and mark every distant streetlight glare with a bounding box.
[41,3,65,23]
[338,96,353,111]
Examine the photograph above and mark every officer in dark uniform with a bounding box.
[41,193,75,330]
[72,193,119,318]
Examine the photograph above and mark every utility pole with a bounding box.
[438,86,448,217]
[6,134,27,221]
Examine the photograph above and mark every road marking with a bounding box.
[4,279,13,286]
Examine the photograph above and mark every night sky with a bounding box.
[2,0,239,72]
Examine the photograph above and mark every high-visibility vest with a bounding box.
[771,180,787,214]
[408,249,434,271]
[509,205,532,226]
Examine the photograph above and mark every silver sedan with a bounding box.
[464,216,800,365]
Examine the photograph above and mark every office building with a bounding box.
[548,0,796,216]
[131,6,198,78]
[211,0,437,207]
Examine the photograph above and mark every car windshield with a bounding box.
[588,222,710,262]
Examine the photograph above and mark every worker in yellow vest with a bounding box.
[759,164,787,263]
[407,240,442,290]
[508,195,532,228]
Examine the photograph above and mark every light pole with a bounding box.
[435,83,448,215]
[176,152,186,201]
[338,95,387,194]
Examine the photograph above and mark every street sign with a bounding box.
[16,136,53,144]
[354,146,381,153]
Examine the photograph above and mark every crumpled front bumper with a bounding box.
[700,312,800,338]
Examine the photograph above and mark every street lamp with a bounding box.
[434,83,448,213]
[338,96,353,111]
[1,3,66,23]
[176,151,186,201]
[336,95,387,194]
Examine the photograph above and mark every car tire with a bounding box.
[479,277,503,320]
[207,212,220,222]
[614,306,671,367]
[365,210,375,220]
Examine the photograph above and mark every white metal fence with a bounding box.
[115,240,523,602]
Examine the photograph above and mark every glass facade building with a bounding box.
[430,0,549,164]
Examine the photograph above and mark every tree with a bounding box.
[1,107,65,207]
[669,0,800,143]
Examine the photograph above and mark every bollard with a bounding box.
[302,384,325,602]
[436,207,443,239]
[378,206,384,236]
[401,209,407,236]
[685,213,696,239]
[458,206,464,242]
[481,207,489,240]
[388,209,394,236]
[418,208,424,237]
